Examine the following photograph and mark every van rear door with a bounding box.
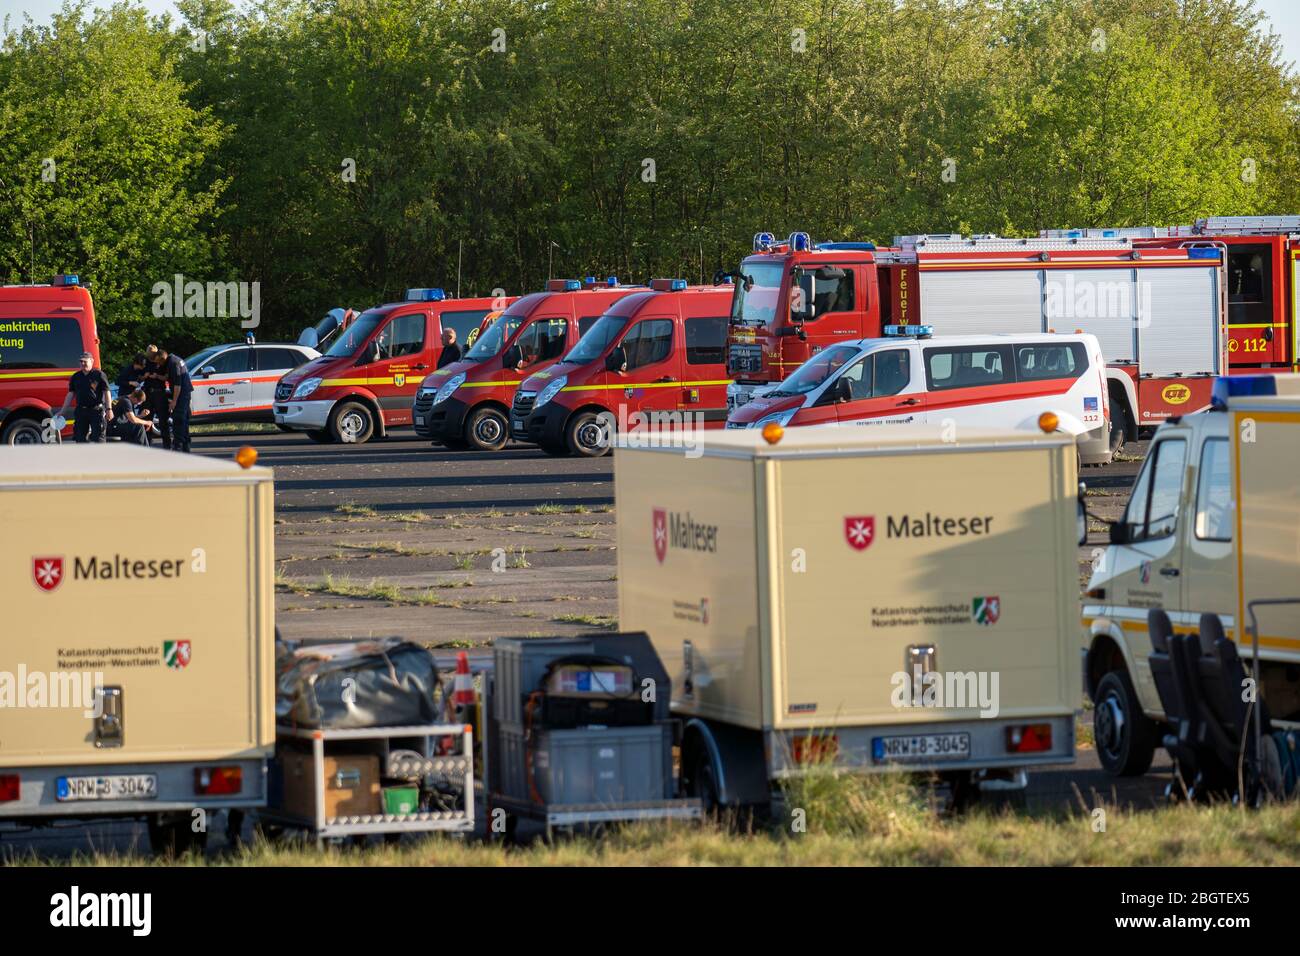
[771,442,1076,726]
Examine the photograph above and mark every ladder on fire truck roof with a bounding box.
[893,233,1137,253]
[1043,216,1300,239]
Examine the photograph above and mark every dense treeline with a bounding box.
[1,0,1297,363]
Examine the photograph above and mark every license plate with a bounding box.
[872,733,970,764]
[511,419,525,435]
[414,415,424,425]
[56,774,158,801]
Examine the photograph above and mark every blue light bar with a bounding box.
[406,287,446,301]
[883,324,934,337]
[753,231,776,252]
[585,275,597,284]
[1188,247,1221,260]
[52,274,80,287]
[606,276,618,287]
[818,242,876,252]
[670,278,688,291]
[1212,374,1276,409]
[788,231,812,252]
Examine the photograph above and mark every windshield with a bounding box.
[184,346,224,370]
[772,344,860,397]
[466,313,526,360]
[563,315,627,365]
[324,311,384,358]
[731,260,786,327]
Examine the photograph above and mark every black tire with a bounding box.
[1108,401,1130,458]
[329,401,376,444]
[565,410,613,458]
[304,429,332,443]
[2,416,44,446]
[147,813,209,856]
[464,406,509,451]
[1093,669,1158,777]
[690,749,721,817]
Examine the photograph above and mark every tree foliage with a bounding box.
[1,0,1297,362]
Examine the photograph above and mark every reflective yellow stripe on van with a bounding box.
[0,370,75,380]
[1083,615,1300,651]
[560,379,733,393]
[321,377,396,386]
[462,380,523,387]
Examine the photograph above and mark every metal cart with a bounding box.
[263,723,475,847]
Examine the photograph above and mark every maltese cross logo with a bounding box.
[33,556,64,592]
[844,516,875,551]
[653,508,668,564]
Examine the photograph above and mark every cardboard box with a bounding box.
[280,751,380,820]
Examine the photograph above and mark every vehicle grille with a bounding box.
[275,382,293,401]
[512,392,536,418]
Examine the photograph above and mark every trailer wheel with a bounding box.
[566,410,613,458]
[1093,670,1157,776]
[330,402,376,444]
[690,750,721,816]
[1107,403,1130,458]
[304,429,332,443]
[148,813,209,857]
[465,406,509,451]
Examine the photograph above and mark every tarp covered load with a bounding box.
[276,639,442,729]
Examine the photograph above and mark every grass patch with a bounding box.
[535,502,591,515]
[453,553,476,571]
[335,503,378,517]
[20,800,1300,866]
[190,422,281,435]
[552,613,617,628]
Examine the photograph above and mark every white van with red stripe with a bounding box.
[186,340,320,423]
[726,327,1111,464]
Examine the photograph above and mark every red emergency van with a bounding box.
[274,289,513,443]
[413,278,641,450]
[512,280,733,456]
[0,275,100,445]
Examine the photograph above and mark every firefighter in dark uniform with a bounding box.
[143,345,172,449]
[115,353,148,396]
[157,346,194,452]
[57,351,113,443]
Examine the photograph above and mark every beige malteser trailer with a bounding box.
[616,426,1082,810]
[0,445,274,850]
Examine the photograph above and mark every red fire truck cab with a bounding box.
[0,275,100,445]
[727,231,1226,455]
[413,278,640,450]
[274,289,513,443]
[512,280,733,456]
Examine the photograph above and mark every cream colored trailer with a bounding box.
[0,445,275,843]
[616,427,1082,809]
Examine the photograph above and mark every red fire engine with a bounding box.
[727,231,1227,454]
[1046,216,1300,374]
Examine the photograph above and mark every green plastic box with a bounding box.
[382,786,419,815]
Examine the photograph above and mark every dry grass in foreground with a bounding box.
[12,770,1300,867]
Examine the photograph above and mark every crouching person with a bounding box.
[108,389,154,445]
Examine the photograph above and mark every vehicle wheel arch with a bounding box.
[1,403,54,444]
[1104,372,1138,441]
[680,718,769,808]
[1085,627,1132,702]
[337,392,385,438]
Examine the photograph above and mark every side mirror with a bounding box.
[832,378,852,403]
[791,273,814,324]
[503,344,522,368]
[1077,499,1088,546]
[1108,521,1131,545]
[605,345,627,373]
[196,367,212,378]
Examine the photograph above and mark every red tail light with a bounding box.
[194,766,242,795]
[0,774,18,802]
[1006,724,1052,753]
[792,734,839,765]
